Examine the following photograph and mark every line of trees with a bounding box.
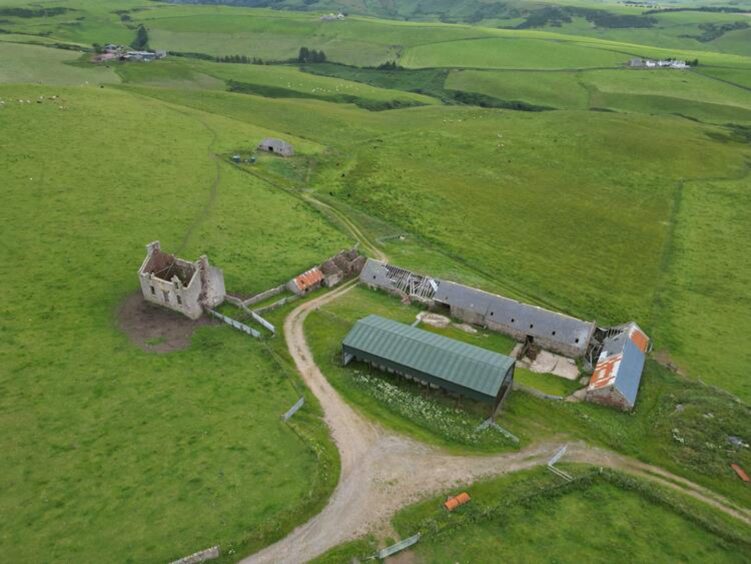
[215,54,266,64]
[298,47,327,63]
[130,24,149,50]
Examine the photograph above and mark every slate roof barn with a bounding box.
[434,281,595,358]
[342,315,515,412]
[257,137,294,157]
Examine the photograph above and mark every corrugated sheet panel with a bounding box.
[613,337,645,408]
[343,315,514,398]
[293,267,323,292]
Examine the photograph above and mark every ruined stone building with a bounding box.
[257,137,294,157]
[321,249,367,287]
[138,241,225,319]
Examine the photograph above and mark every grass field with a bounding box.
[0,42,119,84]
[2,0,751,560]
[0,83,348,562]
[446,67,751,123]
[390,466,751,563]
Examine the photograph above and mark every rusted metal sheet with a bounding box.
[731,463,750,482]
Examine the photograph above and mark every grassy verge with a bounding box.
[391,466,751,562]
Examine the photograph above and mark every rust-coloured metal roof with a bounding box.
[293,268,324,292]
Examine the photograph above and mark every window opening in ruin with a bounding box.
[575,338,580,343]
[176,295,182,305]
[529,323,534,329]
[150,286,155,295]
[511,318,515,323]
[552,330,556,335]
[163,290,170,302]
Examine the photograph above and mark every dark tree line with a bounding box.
[130,24,149,50]
[215,54,265,64]
[298,47,326,63]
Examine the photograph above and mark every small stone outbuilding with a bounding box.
[320,249,367,287]
[138,241,225,320]
[287,267,324,295]
[257,138,294,157]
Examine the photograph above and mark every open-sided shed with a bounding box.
[342,315,515,413]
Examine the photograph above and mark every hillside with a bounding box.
[1,0,750,562]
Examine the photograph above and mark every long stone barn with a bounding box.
[342,314,515,417]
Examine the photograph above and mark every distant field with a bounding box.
[446,69,591,108]
[116,57,437,107]
[401,37,628,69]
[0,42,119,84]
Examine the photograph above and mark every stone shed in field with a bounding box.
[321,249,367,287]
[257,137,294,157]
[138,241,225,320]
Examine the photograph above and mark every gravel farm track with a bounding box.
[243,280,751,563]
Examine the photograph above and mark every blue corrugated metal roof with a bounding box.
[343,314,514,399]
[613,338,645,407]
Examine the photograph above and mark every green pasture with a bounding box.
[401,37,628,69]
[446,69,591,108]
[446,67,751,121]
[115,57,437,107]
[0,42,119,84]
[652,173,751,402]
[390,467,751,563]
[0,83,348,562]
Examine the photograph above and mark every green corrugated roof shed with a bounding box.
[342,314,515,402]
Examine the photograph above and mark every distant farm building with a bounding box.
[257,138,294,157]
[320,12,345,21]
[138,241,225,319]
[342,315,515,415]
[586,322,650,410]
[288,267,324,295]
[628,58,688,69]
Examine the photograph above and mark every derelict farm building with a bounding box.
[257,137,294,157]
[360,259,595,358]
[343,315,515,415]
[359,258,651,410]
[434,281,595,359]
[138,241,225,319]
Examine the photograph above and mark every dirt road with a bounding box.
[243,282,750,563]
